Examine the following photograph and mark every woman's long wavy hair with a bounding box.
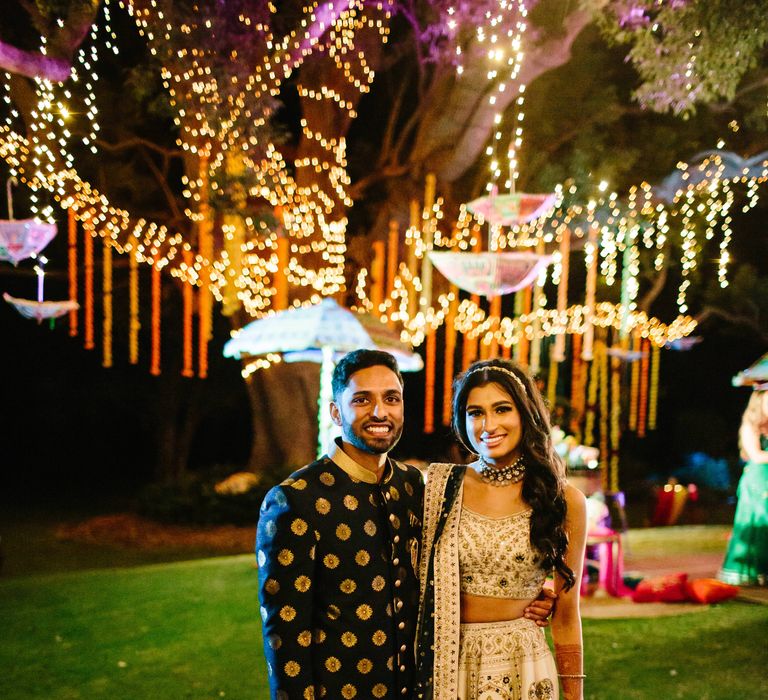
[451,358,575,590]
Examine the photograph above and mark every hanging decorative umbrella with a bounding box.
[0,178,57,265]
[3,292,78,322]
[224,298,423,456]
[465,191,557,227]
[3,256,78,325]
[0,219,57,265]
[428,250,552,298]
[224,298,422,369]
[665,336,702,351]
[732,351,768,387]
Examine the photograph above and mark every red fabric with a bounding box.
[685,578,740,604]
[631,572,689,603]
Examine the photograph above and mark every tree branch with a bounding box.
[95,137,183,159]
[138,148,185,223]
[638,262,668,314]
[696,306,768,344]
[0,39,72,82]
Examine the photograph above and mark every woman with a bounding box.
[717,388,768,586]
[414,359,587,700]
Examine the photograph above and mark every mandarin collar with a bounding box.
[328,438,390,484]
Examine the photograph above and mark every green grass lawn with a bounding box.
[0,555,267,699]
[0,510,763,700]
[582,604,768,700]
[1,552,766,699]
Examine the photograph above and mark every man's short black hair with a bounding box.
[331,349,404,399]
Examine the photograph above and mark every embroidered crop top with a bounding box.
[458,506,548,598]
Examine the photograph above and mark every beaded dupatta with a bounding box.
[414,463,466,699]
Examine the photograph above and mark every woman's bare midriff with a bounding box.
[460,593,536,623]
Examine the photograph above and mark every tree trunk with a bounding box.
[152,374,203,484]
[245,361,321,479]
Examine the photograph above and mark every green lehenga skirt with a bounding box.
[717,462,768,586]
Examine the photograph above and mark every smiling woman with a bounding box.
[414,358,587,700]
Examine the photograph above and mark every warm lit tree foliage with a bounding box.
[2,0,768,477]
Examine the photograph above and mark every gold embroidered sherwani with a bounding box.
[256,440,424,700]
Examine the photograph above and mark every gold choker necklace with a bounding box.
[478,455,525,486]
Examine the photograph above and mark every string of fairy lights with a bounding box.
[3,0,768,484]
[1,1,766,356]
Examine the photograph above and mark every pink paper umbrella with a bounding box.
[465,191,557,227]
[428,250,552,298]
[0,219,58,265]
[3,292,78,323]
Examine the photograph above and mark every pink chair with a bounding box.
[581,526,628,597]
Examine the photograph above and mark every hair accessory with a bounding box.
[466,365,527,396]
[478,455,525,485]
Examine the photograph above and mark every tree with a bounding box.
[2,0,768,480]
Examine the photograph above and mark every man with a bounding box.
[256,349,553,699]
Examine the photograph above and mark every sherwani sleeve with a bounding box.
[256,484,317,700]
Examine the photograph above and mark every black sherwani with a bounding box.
[256,441,424,700]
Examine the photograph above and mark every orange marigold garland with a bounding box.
[637,338,650,438]
[489,295,501,358]
[83,216,94,350]
[584,341,600,447]
[275,235,289,311]
[197,154,213,379]
[424,327,436,434]
[443,285,459,427]
[150,263,161,376]
[182,249,194,378]
[628,333,641,431]
[610,353,621,493]
[599,339,609,492]
[582,224,599,362]
[129,252,140,365]
[102,239,113,368]
[552,227,571,363]
[648,342,661,431]
[387,220,399,326]
[569,333,583,440]
[516,286,531,367]
[67,208,78,337]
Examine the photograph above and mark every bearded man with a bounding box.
[256,349,422,699]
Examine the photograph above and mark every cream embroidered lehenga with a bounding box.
[413,463,558,700]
